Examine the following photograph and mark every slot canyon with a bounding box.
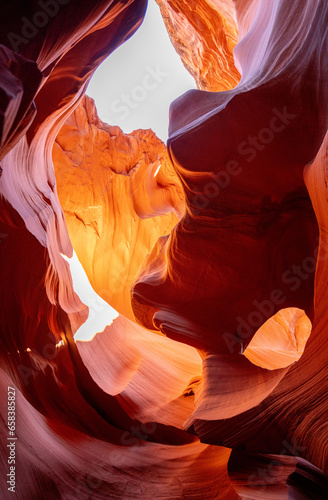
[0,0,327,498]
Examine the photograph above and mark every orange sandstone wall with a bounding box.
[0,0,328,499]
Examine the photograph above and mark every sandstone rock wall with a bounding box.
[0,0,327,498]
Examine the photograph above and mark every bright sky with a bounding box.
[62,251,119,342]
[86,0,196,141]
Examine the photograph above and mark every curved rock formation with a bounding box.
[155,0,240,91]
[53,94,184,321]
[0,0,328,499]
[133,0,328,484]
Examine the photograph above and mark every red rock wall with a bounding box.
[0,0,328,499]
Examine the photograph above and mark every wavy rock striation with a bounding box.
[0,0,328,499]
[53,94,184,321]
[155,0,240,91]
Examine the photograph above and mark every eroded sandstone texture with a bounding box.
[155,0,240,91]
[0,0,328,499]
[53,94,184,321]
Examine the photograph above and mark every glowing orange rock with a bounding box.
[53,95,184,319]
[244,308,312,370]
[155,0,240,91]
[0,0,328,498]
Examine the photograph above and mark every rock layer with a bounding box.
[132,0,328,479]
[155,0,240,91]
[0,0,328,499]
[53,94,184,321]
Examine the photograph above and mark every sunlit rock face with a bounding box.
[53,94,184,320]
[0,0,328,499]
[155,0,240,91]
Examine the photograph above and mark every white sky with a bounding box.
[62,251,119,342]
[86,0,196,141]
